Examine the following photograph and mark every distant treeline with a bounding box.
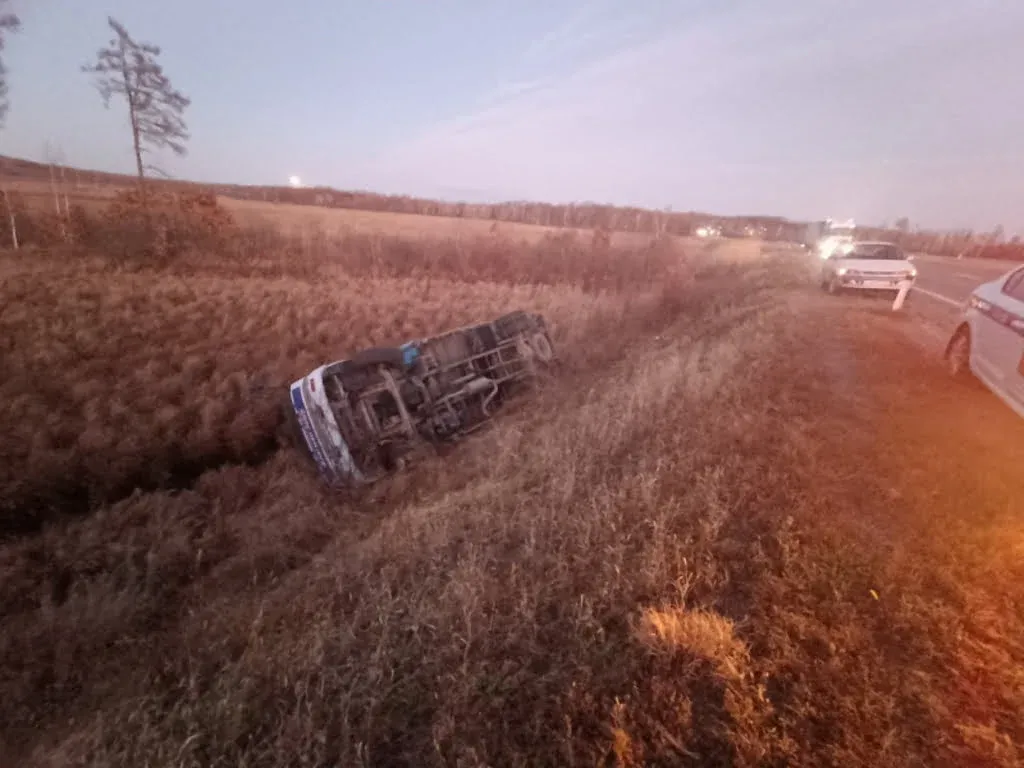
[854,227,1022,261]
[2,155,1020,261]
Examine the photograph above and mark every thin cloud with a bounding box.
[517,0,630,73]
[370,0,1024,229]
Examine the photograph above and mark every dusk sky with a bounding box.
[5,0,1023,230]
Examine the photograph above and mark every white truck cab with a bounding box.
[815,218,857,260]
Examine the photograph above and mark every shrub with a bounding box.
[99,187,237,265]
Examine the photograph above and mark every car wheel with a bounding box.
[825,275,841,295]
[945,325,972,379]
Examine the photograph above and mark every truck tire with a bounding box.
[348,347,407,370]
[494,311,536,339]
[530,332,554,363]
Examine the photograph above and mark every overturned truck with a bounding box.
[287,311,555,488]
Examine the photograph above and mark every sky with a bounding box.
[4,0,1024,231]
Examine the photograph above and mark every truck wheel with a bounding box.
[348,347,406,370]
[494,311,535,339]
[530,332,554,363]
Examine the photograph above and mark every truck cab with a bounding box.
[816,218,857,260]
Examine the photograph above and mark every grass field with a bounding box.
[1,198,1022,766]
[219,196,666,246]
[0,176,671,246]
[0,221,691,531]
[0,178,119,215]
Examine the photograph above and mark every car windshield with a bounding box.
[840,244,904,260]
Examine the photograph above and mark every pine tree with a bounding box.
[83,17,191,190]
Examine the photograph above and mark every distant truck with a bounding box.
[803,218,857,259]
[802,221,825,250]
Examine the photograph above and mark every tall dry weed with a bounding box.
[2,222,1022,766]
[0,220,697,532]
[3,252,796,766]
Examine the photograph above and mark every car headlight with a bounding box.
[837,267,849,276]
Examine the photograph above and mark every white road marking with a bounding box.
[914,286,962,308]
[955,272,983,280]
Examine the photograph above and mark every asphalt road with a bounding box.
[911,254,1021,308]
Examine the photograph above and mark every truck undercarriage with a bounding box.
[287,311,555,487]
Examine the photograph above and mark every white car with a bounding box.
[945,265,1024,418]
[820,241,917,296]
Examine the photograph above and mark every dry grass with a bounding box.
[219,196,675,247]
[2,229,1022,766]
[638,607,749,680]
[0,230,692,531]
[0,179,120,213]
[0,177,679,248]
[0,192,700,531]
[0,233,776,762]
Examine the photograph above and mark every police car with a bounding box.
[945,264,1024,418]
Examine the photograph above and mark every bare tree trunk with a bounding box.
[48,161,68,240]
[127,93,144,183]
[131,125,144,182]
[59,164,69,218]
[119,41,146,206]
[3,188,18,249]
[48,156,58,212]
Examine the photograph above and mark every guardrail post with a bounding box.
[892,280,912,311]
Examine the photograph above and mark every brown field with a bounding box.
[0,216,692,531]
[219,196,672,246]
[1,176,673,246]
[0,178,118,216]
[1,198,1022,767]
[0,262,602,525]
